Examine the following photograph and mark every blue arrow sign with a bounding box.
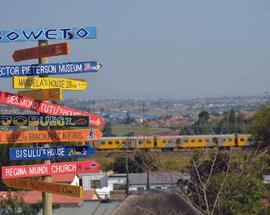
[9,145,95,161]
[0,26,96,43]
[0,61,101,78]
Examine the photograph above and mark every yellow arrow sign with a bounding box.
[3,178,82,198]
[13,76,88,91]
[18,88,62,100]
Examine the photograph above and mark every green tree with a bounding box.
[192,111,214,134]
[102,121,113,137]
[250,102,270,148]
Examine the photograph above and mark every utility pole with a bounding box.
[125,153,129,196]
[39,40,52,215]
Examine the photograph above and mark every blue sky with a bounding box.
[1,0,270,99]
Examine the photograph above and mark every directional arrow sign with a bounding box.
[3,178,83,198]
[0,129,102,145]
[0,26,96,43]
[0,61,101,78]
[12,42,70,62]
[0,115,89,127]
[0,91,105,127]
[2,160,101,179]
[18,88,62,101]
[13,76,88,91]
[9,145,95,161]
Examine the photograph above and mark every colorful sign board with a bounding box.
[18,88,62,101]
[3,178,82,198]
[12,42,70,62]
[9,145,95,161]
[0,91,105,127]
[0,129,102,145]
[0,26,96,43]
[2,160,101,179]
[0,61,101,78]
[0,115,89,127]
[13,76,88,91]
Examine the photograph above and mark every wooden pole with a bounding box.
[38,40,52,215]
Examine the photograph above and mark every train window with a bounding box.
[205,139,210,142]
[184,139,189,143]
[139,140,143,144]
[108,141,113,145]
[198,139,202,143]
[162,140,167,144]
[146,140,151,144]
[176,139,181,144]
[101,141,105,145]
[228,138,232,142]
[191,139,195,143]
[240,138,245,142]
[115,141,120,144]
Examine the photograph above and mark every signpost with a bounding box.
[13,76,88,91]
[18,88,62,101]
[9,145,95,161]
[3,178,83,198]
[0,129,103,144]
[2,160,101,179]
[0,26,96,43]
[12,42,70,62]
[0,115,90,127]
[0,91,105,127]
[0,61,101,78]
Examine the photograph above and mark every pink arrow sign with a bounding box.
[2,160,101,179]
[0,91,104,127]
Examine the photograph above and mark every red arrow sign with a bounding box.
[12,42,69,62]
[2,160,101,179]
[0,91,104,127]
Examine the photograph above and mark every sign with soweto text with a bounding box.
[3,178,82,198]
[0,91,105,127]
[0,26,96,43]
[0,115,89,127]
[9,145,95,161]
[12,42,70,62]
[18,88,62,101]
[13,76,88,91]
[0,129,102,145]
[2,160,101,179]
[0,61,101,78]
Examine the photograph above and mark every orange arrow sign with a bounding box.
[17,88,62,101]
[3,178,83,198]
[12,42,69,62]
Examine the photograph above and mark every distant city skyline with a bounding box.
[1,0,270,99]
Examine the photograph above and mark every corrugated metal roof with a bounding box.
[38,200,122,215]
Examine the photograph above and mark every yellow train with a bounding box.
[91,134,253,151]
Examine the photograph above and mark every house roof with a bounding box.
[0,190,95,205]
[52,174,77,183]
[128,172,189,185]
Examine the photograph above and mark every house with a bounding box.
[52,174,79,186]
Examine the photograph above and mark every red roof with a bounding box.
[0,190,95,205]
[52,174,76,183]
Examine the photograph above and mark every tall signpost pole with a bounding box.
[38,40,52,215]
